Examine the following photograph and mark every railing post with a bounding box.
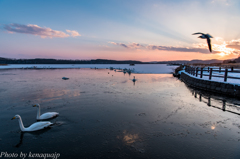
[222,100,226,111]
[207,97,211,106]
[193,67,195,76]
[231,67,233,72]
[219,67,221,73]
[200,68,203,78]
[224,68,228,82]
[196,67,198,77]
[208,67,209,72]
[209,68,212,80]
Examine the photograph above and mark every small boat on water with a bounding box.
[129,64,135,66]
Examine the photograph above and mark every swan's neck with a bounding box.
[37,106,41,119]
[17,117,25,132]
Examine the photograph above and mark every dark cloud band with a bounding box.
[109,42,220,54]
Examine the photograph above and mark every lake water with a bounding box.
[1,66,240,158]
[0,64,177,74]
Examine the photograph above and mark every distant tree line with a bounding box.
[0,57,227,65]
[0,57,150,64]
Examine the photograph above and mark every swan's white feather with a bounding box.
[39,112,59,120]
[25,121,53,131]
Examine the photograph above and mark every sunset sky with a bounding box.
[1,0,240,61]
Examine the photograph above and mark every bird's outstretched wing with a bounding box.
[207,38,212,52]
[192,32,204,35]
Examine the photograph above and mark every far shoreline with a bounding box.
[0,64,178,74]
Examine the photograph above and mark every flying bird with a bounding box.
[192,32,213,52]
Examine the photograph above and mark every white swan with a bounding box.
[11,115,53,132]
[33,104,59,120]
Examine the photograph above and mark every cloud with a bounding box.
[109,42,144,49]
[4,23,81,38]
[109,42,129,48]
[109,38,240,55]
[211,0,230,5]
[109,41,219,54]
[227,45,240,50]
[225,39,240,50]
[66,30,81,37]
[147,45,220,54]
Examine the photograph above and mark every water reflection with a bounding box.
[15,132,24,148]
[187,87,240,115]
[15,128,51,148]
[132,80,136,86]
[117,130,140,144]
[211,125,216,130]
[32,89,81,102]
[122,130,139,144]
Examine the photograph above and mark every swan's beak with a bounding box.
[11,117,16,120]
[33,105,36,107]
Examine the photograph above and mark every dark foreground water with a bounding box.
[1,68,240,159]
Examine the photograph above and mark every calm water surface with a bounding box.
[1,68,240,159]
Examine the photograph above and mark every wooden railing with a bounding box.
[185,66,240,82]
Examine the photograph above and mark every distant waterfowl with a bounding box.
[11,115,53,132]
[132,76,137,82]
[33,104,59,120]
[192,32,213,52]
[127,70,132,76]
[62,77,69,80]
